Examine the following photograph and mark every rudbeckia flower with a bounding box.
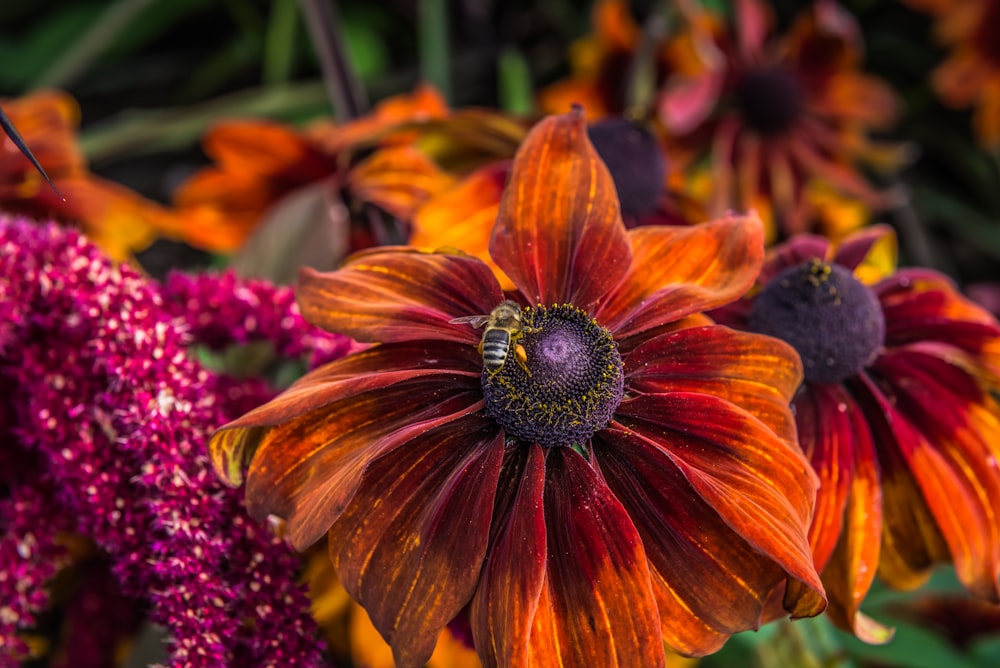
[210,109,826,666]
[660,0,901,237]
[0,90,179,261]
[712,225,1000,642]
[904,0,1000,148]
[174,85,526,260]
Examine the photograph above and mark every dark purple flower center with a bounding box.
[482,304,623,448]
[588,118,666,221]
[735,67,805,136]
[748,259,885,384]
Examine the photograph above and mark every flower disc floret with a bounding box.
[749,258,884,383]
[736,67,805,136]
[482,303,623,448]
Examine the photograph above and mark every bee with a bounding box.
[450,300,537,375]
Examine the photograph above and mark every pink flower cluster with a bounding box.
[0,216,352,667]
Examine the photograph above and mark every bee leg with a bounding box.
[514,343,531,377]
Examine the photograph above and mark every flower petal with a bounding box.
[209,341,481,482]
[795,383,886,641]
[869,351,1000,600]
[347,145,456,220]
[854,372,994,596]
[596,213,765,342]
[596,426,789,655]
[615,392,826,617]
[527,448,665,667]
[470,445,548,668]
[328,414,505,668]
[297,248,505,343]
[624,325,802,444]
[410,161,512,288]
[833,224,897,283]
[489,109,632,313]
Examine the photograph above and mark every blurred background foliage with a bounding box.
[2,1,999,666]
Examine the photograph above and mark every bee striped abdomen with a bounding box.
[481,329,512,372]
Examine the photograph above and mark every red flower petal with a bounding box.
[470,445,548,668]
[328,414,505,668]
[795,383,886,641]
[615,392,826,617]
[868,352,1000,600]
[489,109,632,313]
[596,427,789,655]
[856,371,997,598]
[209,341,482,485]
[527,448,665,667]
[625,325,802,444]
[596,214,765,342]
[297,248,504,343]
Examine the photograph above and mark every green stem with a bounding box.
[264,0,300,85]
[419,0,451,103]
[79,82,329,164]
[296,0,368,121]
[36,0,159,88]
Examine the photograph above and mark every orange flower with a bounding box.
[173,86,527,257]
[904,0,1000,148]
[659,0,901,237]
[537,0,649,119]
[210,110,825,666]
[0,90,178,261]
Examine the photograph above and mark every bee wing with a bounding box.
[449,314,491,328]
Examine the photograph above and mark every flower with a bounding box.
[904,0,1000,148]
[659,0,901,237]
[537,0,676,119]
[0,91,180,261]
[210,109,826,666]
[712,225,1000,642]
[0,216,354,666]
[173,85,526,262]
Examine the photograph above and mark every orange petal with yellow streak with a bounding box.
[596,213,764,344]
[490,109,632,313]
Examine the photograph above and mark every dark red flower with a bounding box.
[210,110,825,667]
[714,225,1000,642]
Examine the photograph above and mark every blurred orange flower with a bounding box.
[173,85,527,261]
[904,0,1000,148]
[659,0,901,237]
[0,90,178,261]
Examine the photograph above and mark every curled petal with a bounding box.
[489,110,632,313]
[616,392,825,616]
[470,445,548,668]
[298,249,504,343]
[527,449,665,667]
[597,214,765,342]
[625,325,802,444]
[329,415,505,668]
[597,427,789,655]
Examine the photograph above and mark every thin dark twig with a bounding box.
[1,107,65,201]
[296,0,369,122]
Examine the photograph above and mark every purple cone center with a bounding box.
[749,259,885,384]
[482,304,624,448]
[736,66,805,136]
[588,117,666,221]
